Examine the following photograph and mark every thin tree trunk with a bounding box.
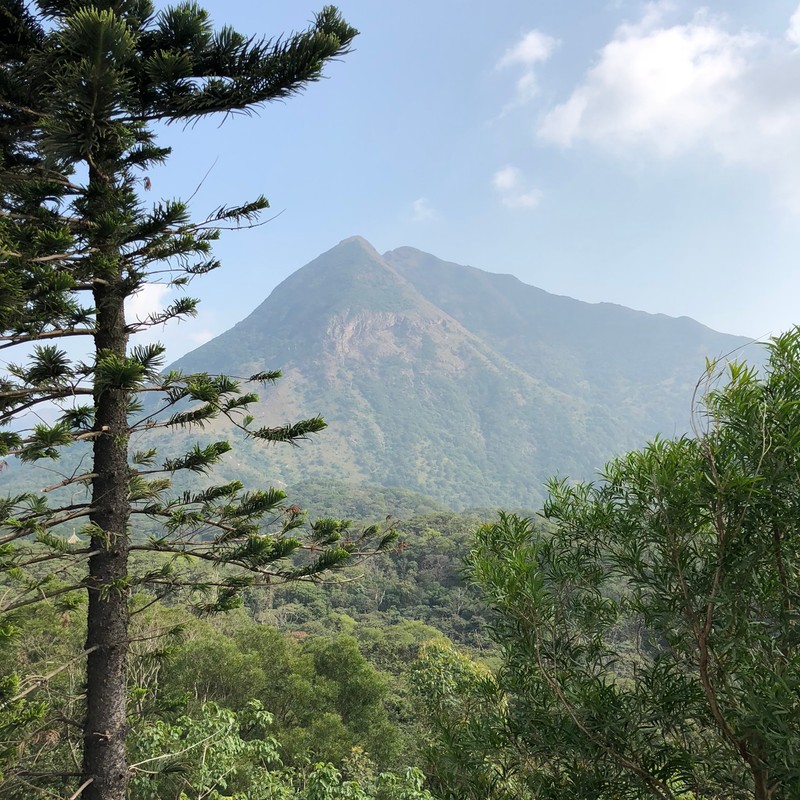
[753,769,771,800]
[82,168,131,800]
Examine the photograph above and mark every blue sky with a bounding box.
[135,1,800,359]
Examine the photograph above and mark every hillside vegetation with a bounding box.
[170,236,756,508]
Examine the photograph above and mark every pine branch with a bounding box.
[1,583,87,614]
[0,646,100,709]
[0,329,96,350]
[42,473,98,494]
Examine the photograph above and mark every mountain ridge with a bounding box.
[169,237,757,508]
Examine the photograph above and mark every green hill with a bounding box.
[165,236,756,509]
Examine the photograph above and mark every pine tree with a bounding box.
[0,3,390,798]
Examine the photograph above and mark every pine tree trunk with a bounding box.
[82,169,131,800]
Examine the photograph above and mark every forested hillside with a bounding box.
[170,235,757,508]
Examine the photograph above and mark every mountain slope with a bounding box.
[170,237,756,508]
[384,245,752,440]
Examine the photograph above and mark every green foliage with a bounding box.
[464,330,800,800]
[286,480,447,522]
[0,672,48,782]
[301,762,435,800]
[241,510,496,650]
[410,642,518,800]
[156,614,402,769]
[0,598,442,798]
[130,700,436,800]
[0,603,87,793]
[130,700,283,800]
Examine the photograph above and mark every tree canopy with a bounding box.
[464,330,800,800]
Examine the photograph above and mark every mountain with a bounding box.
[169,236,756,509]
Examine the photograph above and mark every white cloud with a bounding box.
[498,30,559,69]
[125,283,170,324]
[124,285,221,360]
[537,3,800,212]
[788,4,800,47]
[493,166,519,192]
[539,9,760,154]
[497,29,559,105]
[492,166,542,209]
[411,197,438,222]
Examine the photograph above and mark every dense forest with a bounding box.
[2,2,800,799]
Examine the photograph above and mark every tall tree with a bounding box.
[0,3,394,799]
[466,330,800,799]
